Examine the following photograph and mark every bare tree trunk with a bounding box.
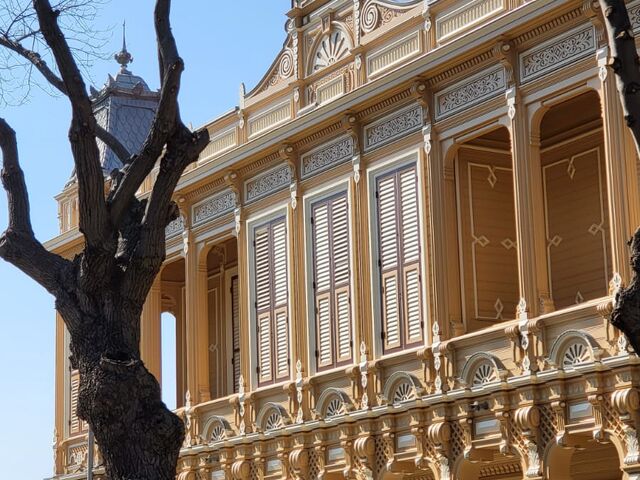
[0,1,209,478]
[598,0,640,353]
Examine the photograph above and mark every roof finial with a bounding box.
[114,20,133,73]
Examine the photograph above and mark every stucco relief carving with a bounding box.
[519,25,595,82]
[165,215,185,238]
[310,29,351,74]
[435,66,506,120]
[245,164,292,202]
[630,1,640,32]
[364,103,423,151]
[301,135,354,178]
[360,0,420,35]
[192,189,236,225]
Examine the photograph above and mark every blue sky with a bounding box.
[0,1,289,477]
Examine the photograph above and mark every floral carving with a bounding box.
[630,3,640,32]
[301,136,353,178]
[364,104,423,151]
[245,164,292,202]
[310,30,351,74]
[361,0,416,34]
[435,67,506,119]
[165,216,185,238]
[520,25,595,82]
[193,190,236,225]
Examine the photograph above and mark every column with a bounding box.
[597,47,640,284]
[507,88,551,317]
[234,207,250,392]
[53,313,66,475]
[184,231,211,405]
[140,276,162,381]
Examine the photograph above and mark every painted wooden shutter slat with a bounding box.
[404,266,422,343]
[255,227,272,312]
[313,204,331,293]
[332,196,350,286]
[382,272,401,349]
[69,370,81,435]
[316,294,332,367]
[274,308,289,378]
[272,221,288,307]
[335,287,352,361]
[258,312,272,383]
[400,167,420,263]
[378,175,399,270]
[231,275,241,393]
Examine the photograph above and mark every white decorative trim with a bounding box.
[519,24,596,83]
[301,135,354,178]
[364,103,423,151]
[245,163,293,202]
[192,189,236,226]
[435,66,506,120]
[367,29,421,77]
[248,100,291,138]
[436,0,505,42]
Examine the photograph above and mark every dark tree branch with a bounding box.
[599,0,640,153]
[0,117,71,296]
[34,0,110,252]
[0,11,130,163]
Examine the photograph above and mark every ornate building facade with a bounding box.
[47,0,640,478]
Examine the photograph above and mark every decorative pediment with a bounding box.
[315,388,353,420]
[308,26,353,75]
[381,371,423,406]
[255,402,290,432]
[460,352,508,388]
[201,415,235,443]
[546,329,602,370]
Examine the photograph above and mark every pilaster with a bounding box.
[507,88,551,317]
[597,46,640,285]
[53,313,65,475]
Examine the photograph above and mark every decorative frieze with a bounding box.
[367,30,421,77]
[245,163,293,202]
[192,189,236,226]
[436,0,505,42]
[248,100,291,137]
[629,0,640,33]
[363,103,423,151]
[165,216,185,238]
[301,135,354,178]
[519,24,596,83]
[200,128,237,161]
[316,76,345,104]
[435,66,506,120]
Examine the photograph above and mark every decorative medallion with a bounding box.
[562,342,589,368]
[311,30,350,73]
[472,363,498,386]
[392,381,416,404]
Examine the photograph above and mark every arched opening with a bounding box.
[455,126,519,332]
[206,237,239,400]
[547,438,622,479]
[160,311,177,410]
[160,258,186,409]
[539,90,612,310]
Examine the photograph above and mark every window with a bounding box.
[69,369,86,435]
[311,192,352,371]
[375,163,424,353]
[253,217,290,386]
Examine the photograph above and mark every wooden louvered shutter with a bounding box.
[231,275,241,393]
[272,220,290,381]
[399,167,423,345]
[377,173,402,352]
[255,226,273,384]
[332,196,352,363]
[376,165,423,353]
[312,193,352,371]
[254,217,290,386]
[69,369,82,435]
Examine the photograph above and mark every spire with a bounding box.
[114,20,133,73]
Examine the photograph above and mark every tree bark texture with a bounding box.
[0,1,209,478]
[599,0,640,353]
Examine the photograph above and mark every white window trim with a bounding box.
[302,178,356,376]
[246,204,292,390]
[366,147,429,358]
